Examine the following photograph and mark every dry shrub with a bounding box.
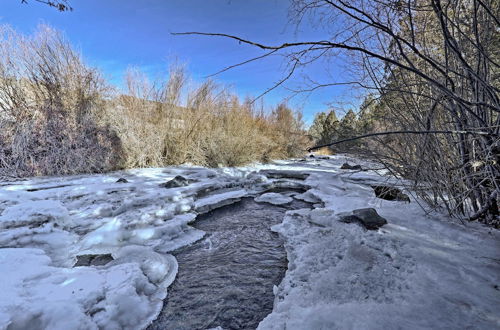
[0,24,309,178]
[0,25,121,178]
[109,67,309,168]
[106,67,187,168]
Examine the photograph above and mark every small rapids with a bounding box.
[149,196,311,330]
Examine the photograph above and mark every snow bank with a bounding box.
[258,155,500,330]
[0,247,177,330]
[0,167,255,329]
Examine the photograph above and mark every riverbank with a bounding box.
[0,155,498,329]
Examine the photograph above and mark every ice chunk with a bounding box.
[194,189,247,213]
[0,200,71,229]
[255,192,293,205]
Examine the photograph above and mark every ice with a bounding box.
[0,167,254,329]
[194,189,247,213]
[255,192,293,205]
[0,200,72,229]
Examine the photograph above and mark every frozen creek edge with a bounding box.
[0,156,499,330]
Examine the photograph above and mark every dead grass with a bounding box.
[314,147,334,156]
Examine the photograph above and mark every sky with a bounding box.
[0,0,363,124]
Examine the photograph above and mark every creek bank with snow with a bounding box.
[149,196,311,330]
[0,155,498,329]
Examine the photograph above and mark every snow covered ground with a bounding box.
[0,156,498,329]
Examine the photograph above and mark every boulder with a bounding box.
[160,175,190,188]
[372,185,410,202]
[339,208,388,230]
[116,177,128,183]
[340,163,362,170]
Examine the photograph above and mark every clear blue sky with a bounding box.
[0,0,361,123]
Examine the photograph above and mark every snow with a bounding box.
[0,154,499,329]
[1,247,176,330]
[258,155,500,330]
[0,167,253,329]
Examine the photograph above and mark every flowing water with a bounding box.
[149,196,311,330]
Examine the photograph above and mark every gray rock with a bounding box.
[339,214,362,224]
[160,175,190,188]
[116,177,128,183]
[74,254,114,267]
[372,185,410,202]
[339,208,388,230]
[340,163,362,170]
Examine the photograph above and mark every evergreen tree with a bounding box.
[309,112,327,141]
[308,110,339,146]
[337,110,359,150]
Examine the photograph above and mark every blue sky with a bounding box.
[0,0,362,123]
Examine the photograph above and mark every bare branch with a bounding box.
[309,130,498,152]
[21,0,72,11]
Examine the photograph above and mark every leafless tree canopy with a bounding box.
[177,0,499,226]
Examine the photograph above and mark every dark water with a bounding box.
[149,196,310,330]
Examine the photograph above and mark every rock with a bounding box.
[340,163,362,170]
[74,254,114,267]
[339,208,388,230]
[372,185,410,202]
[116,177,128,183]
[160,175,190,188]
[258,169,310,180]
[339,214,362,224]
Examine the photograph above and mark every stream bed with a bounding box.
[149,195,311,330]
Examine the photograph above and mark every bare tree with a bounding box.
[175,0,499,225]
